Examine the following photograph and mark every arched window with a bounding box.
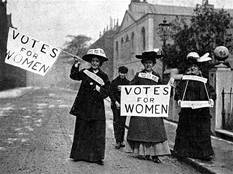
[121,38,124,47]
[115,41,119,57]
[141,27,146,50]
[126,35,129,42]
[131,32,134,51]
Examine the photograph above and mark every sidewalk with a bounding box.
[164,119,233,174]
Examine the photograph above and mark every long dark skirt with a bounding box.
[174,110,214,159]
[70,118,106,162]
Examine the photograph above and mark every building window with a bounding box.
[141,27,146,50]
[126,35,129,42]
[131,32,134,51]
[121,38,124,48]
[115,41,119,58]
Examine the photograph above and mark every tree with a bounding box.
[61,35,91,59]
[190,5,233,55]
[161,17,192,71]
[162,5,233,71]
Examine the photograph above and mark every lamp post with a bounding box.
[159,18,171,81]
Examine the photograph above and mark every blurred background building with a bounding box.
[0,0,26,90]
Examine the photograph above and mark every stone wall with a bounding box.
[209,68,233,132]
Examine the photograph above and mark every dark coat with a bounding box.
[69,64,110,121]
[109,76,130,105]
[174,75,216,158]
[127,70,168,143]
[174,78,216,118]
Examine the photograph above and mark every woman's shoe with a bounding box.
[145,155,151,160]
[152,156,162,163]
[199,155,214,162]
[137,155,146,160]
[120,143,125,147]
[96,160,104,165]
[115,142,121,149]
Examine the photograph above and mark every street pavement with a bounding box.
[0,87,202,174]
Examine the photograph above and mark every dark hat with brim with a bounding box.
[136,49,163,64]
[82,48,108,63]
[185,52,200,65]
[118,66,128,74]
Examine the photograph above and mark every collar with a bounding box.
[93,69,99,74]
[90,68,100,74]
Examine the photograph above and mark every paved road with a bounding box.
[0,88,201,174]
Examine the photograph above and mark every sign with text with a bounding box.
[182,75,207,83]
[180,101,213,109]
[5,28,61,76]
[120,85,171,117]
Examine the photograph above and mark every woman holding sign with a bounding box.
[174,52,216,161]
[69,48,110,165]
[126,49,171,163]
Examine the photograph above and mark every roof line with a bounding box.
[115,13,192,37]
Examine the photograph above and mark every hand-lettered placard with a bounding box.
[120,85,171,117]
[5,28,61,76]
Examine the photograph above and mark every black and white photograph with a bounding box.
[0,0,233,173]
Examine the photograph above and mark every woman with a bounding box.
[174,52,216,161]
[126,49,171,163]
[69,48,110,165]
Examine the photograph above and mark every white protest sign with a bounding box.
[182,75,207,83]
[180,101,213,109]
[5,28,61,76]
[120,85,171,117]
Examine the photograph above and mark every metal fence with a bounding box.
[222,88,233,131]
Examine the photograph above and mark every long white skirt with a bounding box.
[126,140,171,156]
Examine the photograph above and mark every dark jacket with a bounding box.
[69,64,110,121]
[110,76,130,105]
[174,75,216,118]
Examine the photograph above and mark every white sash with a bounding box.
[83,69,105,86]
[182,75,207,83]
[138,72,159,82]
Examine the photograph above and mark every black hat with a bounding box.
[186,52,200,66]
[82,48,108,63]
[118,66,128,74]
[136,49,163,64]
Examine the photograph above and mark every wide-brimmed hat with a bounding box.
[82,48,108,63]
[186,52,200,60]
[136,48,163,64]
[186,52,212,64]
[197,53,212,62]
